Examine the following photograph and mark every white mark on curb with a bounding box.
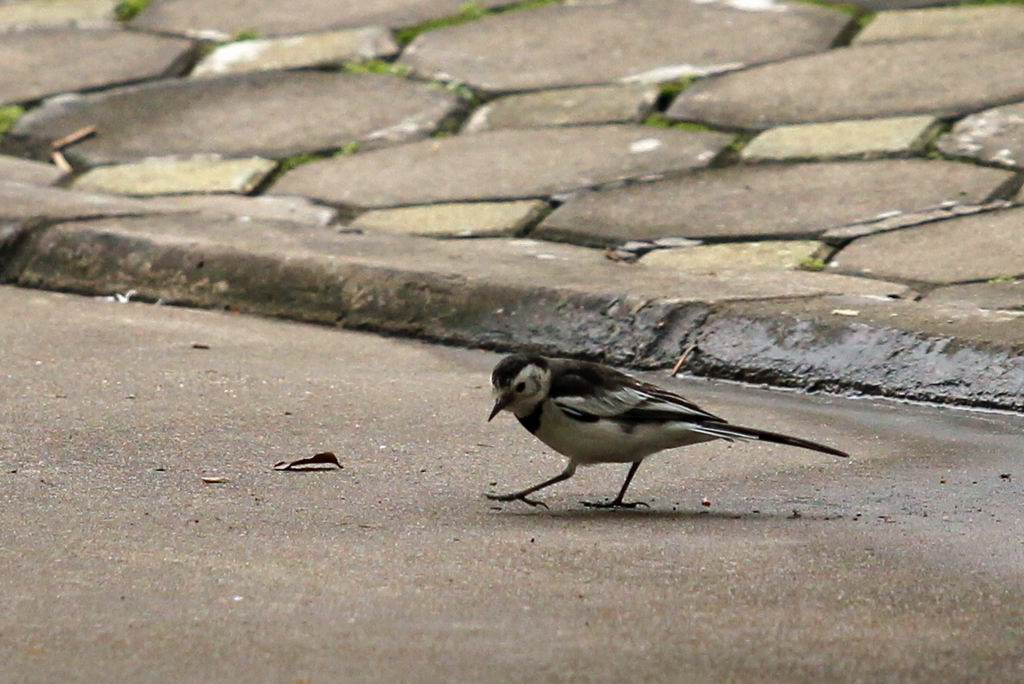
[727,0,788,11]
[189,29,232,41]
[193,40,273,76]
[630,138,662,154]
[691,0,786,11]
[366,117,423,141]
[96,290,137,304]
[620,62,743,84]
[463,105,492,134]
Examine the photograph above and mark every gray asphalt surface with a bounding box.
[2,286,1022,683]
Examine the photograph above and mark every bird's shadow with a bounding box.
[487,503,835,524]
[273,466,341,473]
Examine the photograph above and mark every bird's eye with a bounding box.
[515,382,526,393]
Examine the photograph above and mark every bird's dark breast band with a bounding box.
[517,402,544,433]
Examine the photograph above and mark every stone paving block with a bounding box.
[0,178,338,227]
[937,103,1024,169]
[400,0,850,92]
[669,39,1024,130]
[741,116,938,162]
[0,154,63,185]
[0,28,193,106]
[833,207,1024,284]
[138,194,338,226]
[351,201,548,237]
[0,180,167,221]
[538,160,1011,246]
[0,0,115,32]
[927,281,1024,311]
[9,71,460,165]
[73,156,277,196]
[191,28,398,78]
[854,6,1024,44]
[131,0,506,39]
[464,85,659,133]
[273,125,732,209]
[641,241,822,272]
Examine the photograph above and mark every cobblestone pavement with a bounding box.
[1,0,1022,408]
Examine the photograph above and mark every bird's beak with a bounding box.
[488,394,511,422]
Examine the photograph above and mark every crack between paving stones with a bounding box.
[822,201,1019,249]
[0,52,203,119]
[394,0,561,47]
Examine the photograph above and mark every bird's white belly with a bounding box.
[532,401,715,465]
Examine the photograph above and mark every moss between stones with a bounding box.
[190,30,266,63]
[0,105,25,140]
[343,59,412,78]
[791,0,862,16]
[342,58,478,104]
[799,257,827,272]
[395,0,559,45]
[724,132,755,156]
[855,11,876,28]
[792,0,874,31]
[434,80,478,105]
[272,143,360,183]
[115,0,152,22]
[396,2,490,44]
[277,153,324,175]
[643,115,711,132]
[653,78,695,110]
[231,30,262,42]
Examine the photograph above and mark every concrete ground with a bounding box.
[2,286,1023,682]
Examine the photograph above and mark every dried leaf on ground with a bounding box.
[274,451,343,471]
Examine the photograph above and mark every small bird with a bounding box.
[485,353,848,509]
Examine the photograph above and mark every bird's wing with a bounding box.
[550,364,723,423]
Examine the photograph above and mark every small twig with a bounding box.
[50,150,73,173]
[50,125,96,150]
[670,342,696,376]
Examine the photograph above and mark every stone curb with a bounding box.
[2,218,1022,413]
[687,301,1024,412]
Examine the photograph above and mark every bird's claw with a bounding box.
[485,492,550,509]
[581,499,650,509]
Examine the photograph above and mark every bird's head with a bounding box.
[488,354,551,421]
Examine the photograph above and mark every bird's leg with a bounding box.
[486,463,577,509]
[582,461,649,509]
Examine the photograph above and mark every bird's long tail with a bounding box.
[688,421,849,458]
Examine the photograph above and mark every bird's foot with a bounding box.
[581,499,650,509]
[485,492,550,509]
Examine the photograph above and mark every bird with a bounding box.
[485,353,848,509]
